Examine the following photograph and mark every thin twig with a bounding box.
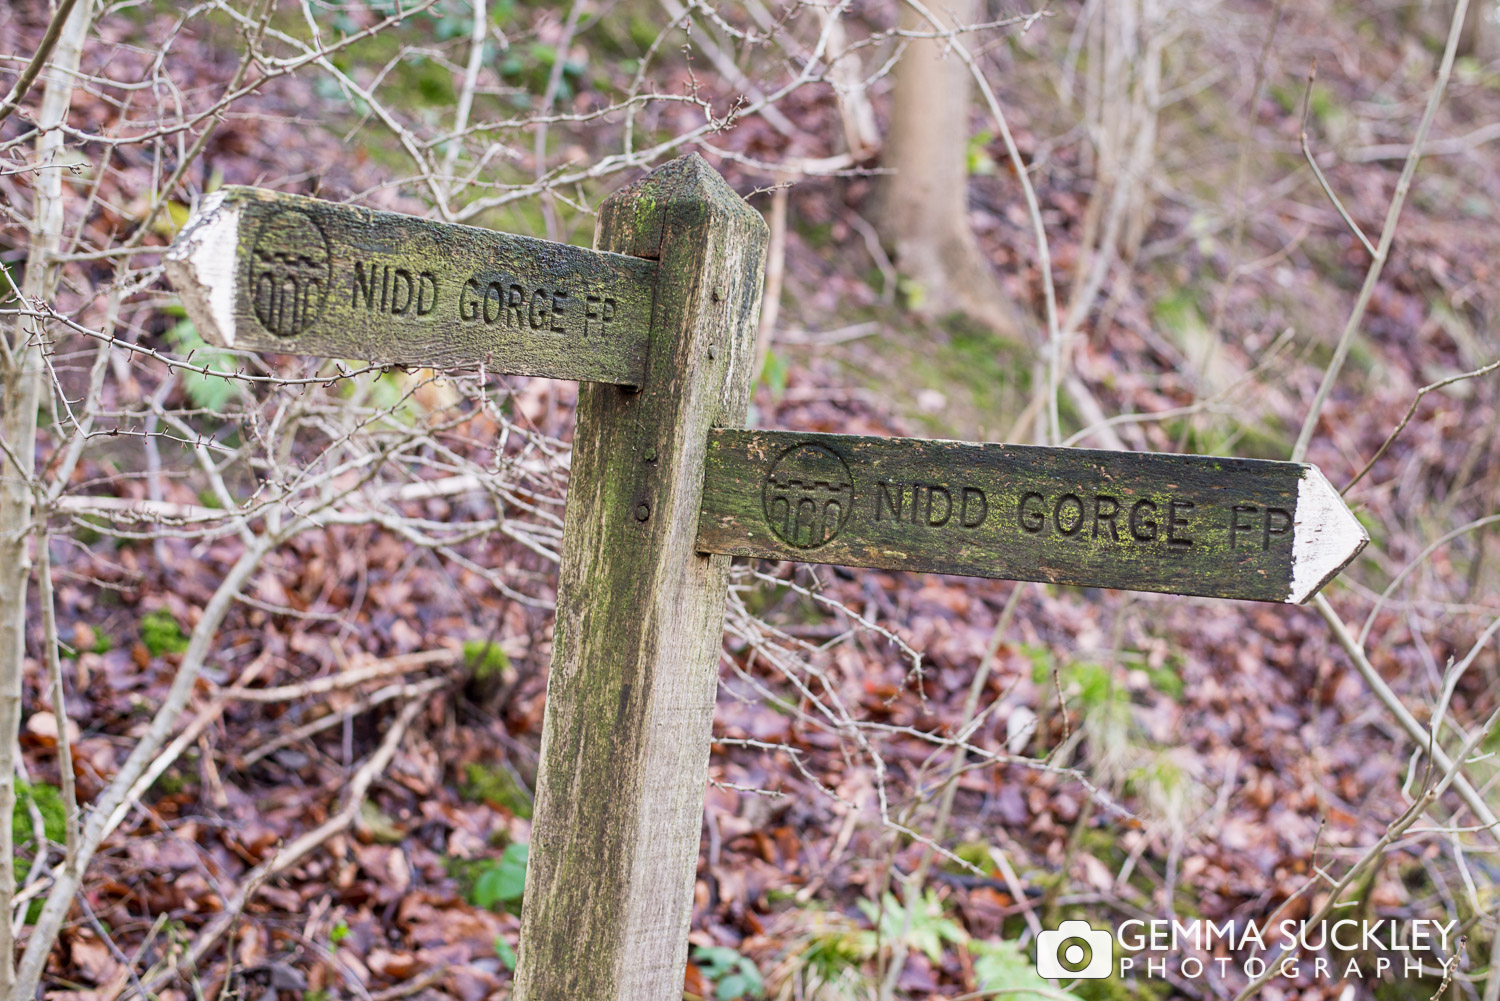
[1358,513,1500,646]
[1430,936,1467,1001]
[1315,595,1500,837]
[78,893,151,1001]
[0,0,82,128]
[33,531,79,873]
[1291,0,1472,462]
[1345,357,1500,492]
[1230,705,1498,1001]
[222,649,455,703]
[1298,61,1375,258]
[139,697,426,996]
[239,676,446,766]
[535,0,587,242]
[440,0,487,204]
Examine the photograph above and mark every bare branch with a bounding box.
[1291,0,1472,462]
[0,0,82,128]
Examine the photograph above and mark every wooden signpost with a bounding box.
[165,154,1367,1001]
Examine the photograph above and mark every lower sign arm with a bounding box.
[696,429,1367,603]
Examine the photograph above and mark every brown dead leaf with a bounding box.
[366,949,423,979]
[24,710,80,747]
[68,935,119,985]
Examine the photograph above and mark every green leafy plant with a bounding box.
[165,318,238,411]
[461,762,532,818]
[1143,661,1184,700]
[463,640,510,679]
[857,890,966,963]
[769,908,877,1000]
[758,349,789,401]
[1034,659,1112,709]
[12,781,66,849]
[12,782,66,924]
[60,628,111,659]
[692,945,763,1000]
[971,939,1081,1001]
[470,842,529,910]
[797,926,871,981]
[966,128,997,175]
[950,840,999,875]
[139,610,189,656]
[329,920,350,946]
[498,42,585,99]
[462,640,515,709]
[495,935,518,971]
[897,275,926,311]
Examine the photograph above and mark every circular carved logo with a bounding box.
[249,209,332,337]
[762,442,854,550]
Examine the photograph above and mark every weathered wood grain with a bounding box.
[697,429,1367,603]
[512,155,767,1000]
[165,186,657,386]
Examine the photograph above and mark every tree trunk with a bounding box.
[873,0,1023,338]
[0,1,93,991]
[1459,0,1500,59]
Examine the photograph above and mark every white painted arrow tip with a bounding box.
[163,189,239,348]
[1289,465,1368,603]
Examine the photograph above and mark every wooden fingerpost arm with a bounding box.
[512,155,768,1000]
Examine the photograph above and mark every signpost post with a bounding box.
[166,153,1367,1001]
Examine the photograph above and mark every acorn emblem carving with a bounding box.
[249,209,332,337]
[762,443,854,549]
